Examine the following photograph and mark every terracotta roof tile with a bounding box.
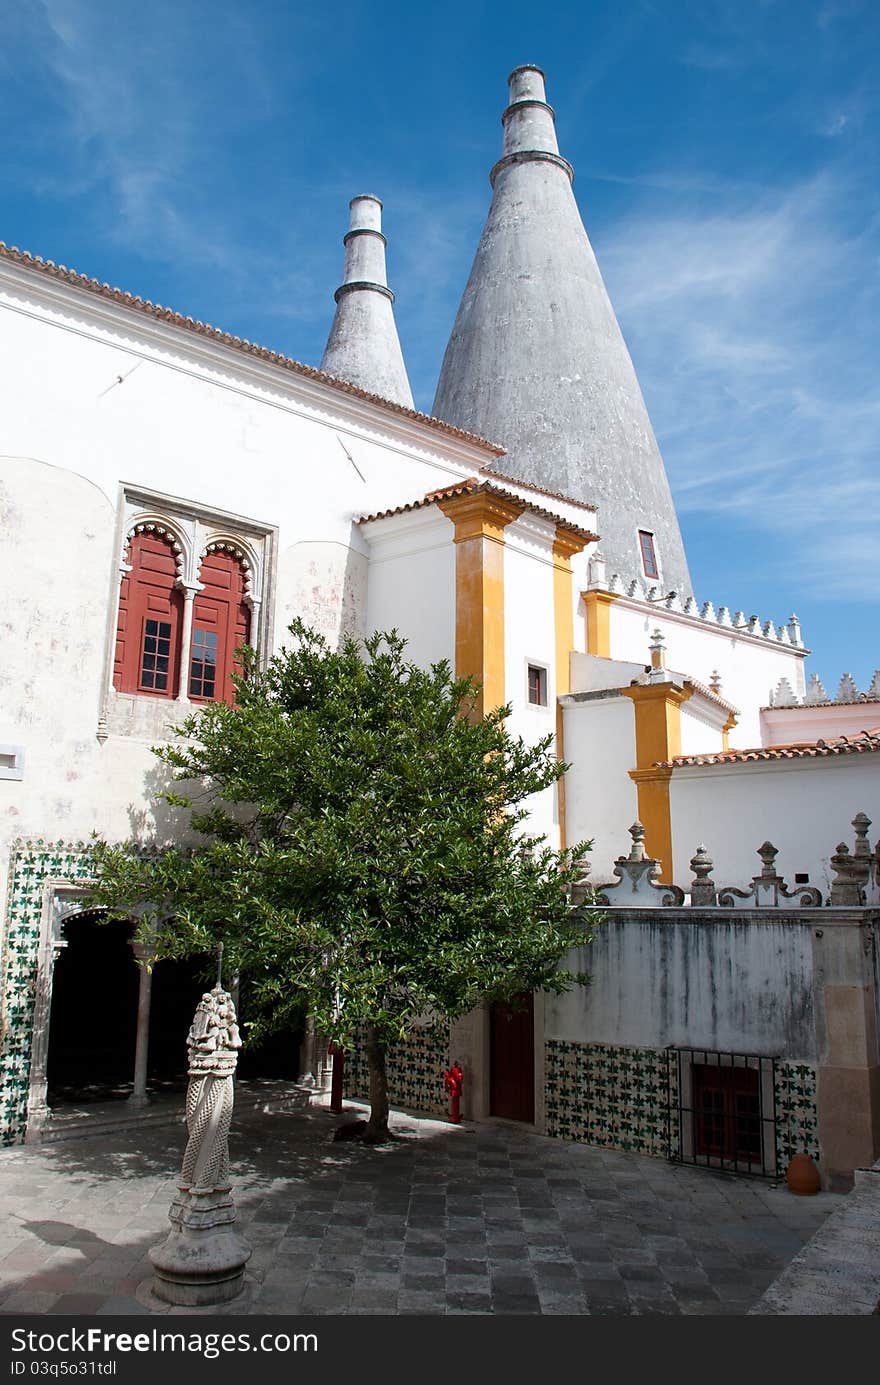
[659,729,880,769]
[357,477,599,541]
[0,241,506,455]
[683,676,739,719]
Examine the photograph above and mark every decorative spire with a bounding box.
[320,195,414,408]
[432,67,693,599]
[805,672,828,704]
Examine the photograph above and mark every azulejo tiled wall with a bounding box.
[774,1061,820,1163]
[545,1039,821,1173]
[0,841,94,1146]
[544,1040,677,1158]
[344,1024,450,1118]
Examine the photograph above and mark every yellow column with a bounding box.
[620,682,692,881]
[583,589,619,657]
[437,490,525,717]
[552,528,589,847]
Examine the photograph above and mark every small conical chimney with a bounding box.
[433,67,693,598]
[320,195,414,408]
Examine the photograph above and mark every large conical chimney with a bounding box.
[320,194,414,408]
[432,67,693,597]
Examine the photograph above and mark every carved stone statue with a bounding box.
[149,976,251,1306]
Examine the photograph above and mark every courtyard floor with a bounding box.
[0,1097,846,1316]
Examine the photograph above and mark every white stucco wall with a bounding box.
[669,755,880,891]
[0,262,503,929]
[361,510,456,670]
[679,700,727,757]
[561,693,639,879]
[503,515,558,844]
[608,599,807,746]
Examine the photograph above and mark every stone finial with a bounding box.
[648,629,667,681]
[733,610,747,628]
[594,821,685,906]
[805,672,828,704]
[709,670,722,695]
[588,551,607,588]
[717,606,732,626]
[830,812,878,906]
[700,601,716,621]
[689,844,717,906]
[747,614,761,637]
[683,596,698,616]
[835,672,861,703]
[787,613,802,647]
[829,843,867,905]
[867,670,880,700]
[762,620,776,640]
[718,841,822,909]
[149,985,250,1305]
[852,812,872,858]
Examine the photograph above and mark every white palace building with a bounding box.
[1,67,877,1186]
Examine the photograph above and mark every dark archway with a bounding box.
[46,911,138,1106]
[147,954,211,1093]
[235,977,304,1081]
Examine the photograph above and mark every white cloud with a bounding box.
[594,170,880,601]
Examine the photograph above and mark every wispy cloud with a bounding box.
[596,169,880,602]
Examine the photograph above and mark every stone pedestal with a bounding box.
[150,1187,251,1305]
[149,982,251,1305]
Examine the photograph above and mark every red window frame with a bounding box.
[638,530,659,580]
[190,549,251,706]
[527,665,547,706]
[114,532,183,698]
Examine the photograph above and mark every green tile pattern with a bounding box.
[774,1061,820,1164]
[1,842,95,1146]
[545,1040,678,1157]
[344,1025,450,1118]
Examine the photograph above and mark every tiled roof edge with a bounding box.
[0,240,506,455]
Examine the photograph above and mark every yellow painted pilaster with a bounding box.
[583,589,619,657]
[438,490,525,718]
[620,682,693,881]
[552,528,589,848]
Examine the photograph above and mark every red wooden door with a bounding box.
[490,992,535,1122]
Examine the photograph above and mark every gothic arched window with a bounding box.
[114,531,184,698]
[189,548,251,705]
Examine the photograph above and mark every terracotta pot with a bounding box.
[786,1153,821,1195]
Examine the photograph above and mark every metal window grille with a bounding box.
[666,1047,778,1178]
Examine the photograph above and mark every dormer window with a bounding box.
[639,530,659,580]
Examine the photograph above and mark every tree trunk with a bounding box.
[364,1024,390,1142]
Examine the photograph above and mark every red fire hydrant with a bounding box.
[444,1062,464,1124]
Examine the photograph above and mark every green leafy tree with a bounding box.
[89,621,599,1141]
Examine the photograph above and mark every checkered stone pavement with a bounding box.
[0,1101,843,1316]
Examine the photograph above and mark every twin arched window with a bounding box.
[113,532,250,704]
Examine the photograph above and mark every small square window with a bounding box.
[638,530,659,580]
[527,665,547,706]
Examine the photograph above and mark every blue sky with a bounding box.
[3,0,878,694]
